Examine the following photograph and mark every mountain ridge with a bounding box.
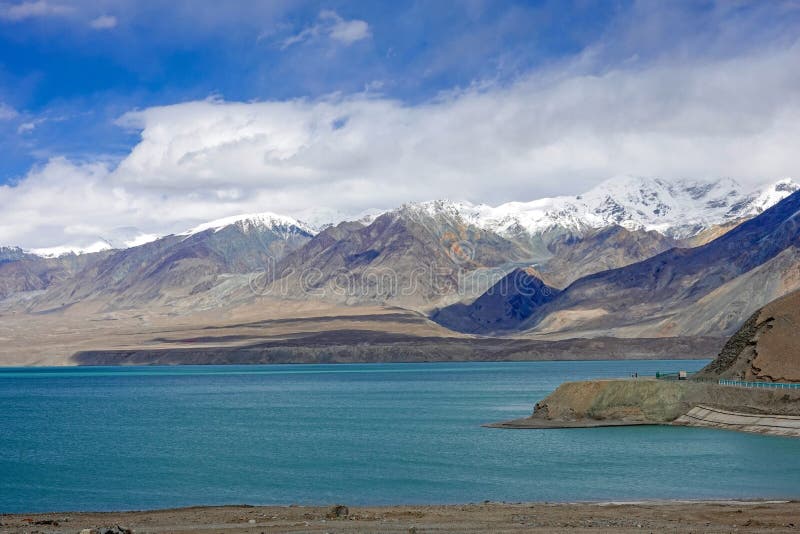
[6,176,796,259]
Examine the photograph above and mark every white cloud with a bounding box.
[89,14,116,29]
[0,102,17,120]
[281,10,370,49]
[17,119,44,133]
[322,10,370,44]
[2,41,800,249]
[0,1,72,21]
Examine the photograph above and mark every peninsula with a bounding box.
[490,289,800,437]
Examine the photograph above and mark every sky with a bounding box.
[1,0,800,251]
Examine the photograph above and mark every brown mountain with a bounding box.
[266,203,538,310]
[695,289,800,383]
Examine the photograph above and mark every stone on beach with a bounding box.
[326,504,350,519]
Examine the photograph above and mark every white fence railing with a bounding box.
[718,378,800,389]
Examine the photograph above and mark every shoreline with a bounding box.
[484,418,658,429]
[0,329,723,366]
[3,500,799,533]
[0,356,711,369]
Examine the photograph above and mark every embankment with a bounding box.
[674,405,800,437]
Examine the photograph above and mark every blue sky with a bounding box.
[1,0,800,250]
[0,0,622,181]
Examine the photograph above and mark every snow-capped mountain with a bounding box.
[399,176,799,240]
[181,212,318,239]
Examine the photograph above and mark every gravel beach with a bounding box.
[2,501,799,533]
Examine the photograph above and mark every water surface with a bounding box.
[2,360,800,513]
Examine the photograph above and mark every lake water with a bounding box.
[2,360,800,513]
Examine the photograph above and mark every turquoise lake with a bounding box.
[2,360,800,513]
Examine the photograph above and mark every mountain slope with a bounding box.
[267,204,538,309]
[0,247,112,301]
[536,225,679,287]
[431,267,560,333]
[517,189,800,338]
[694,289,800,383]
[431,226,679,332]
[23,214,314,312]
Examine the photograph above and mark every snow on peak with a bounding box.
[400,199,484,219]
[295,206,388,229]
[181,212,317,238]
[745,178,800,215]
[123,233,161,248]
[15,177,796,257]
[499,175,799,238]
[394,175,799,240]
[29,240,114,258]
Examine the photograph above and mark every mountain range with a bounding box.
[2,175,799,365]
[17,175,798,257]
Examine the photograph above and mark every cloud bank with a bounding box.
[2,37,800,250]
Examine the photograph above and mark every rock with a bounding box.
[79,529,98,534]
[326,505,349,519]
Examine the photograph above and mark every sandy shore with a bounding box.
[2,501,799,533]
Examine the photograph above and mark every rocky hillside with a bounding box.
[695,289,800,383]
